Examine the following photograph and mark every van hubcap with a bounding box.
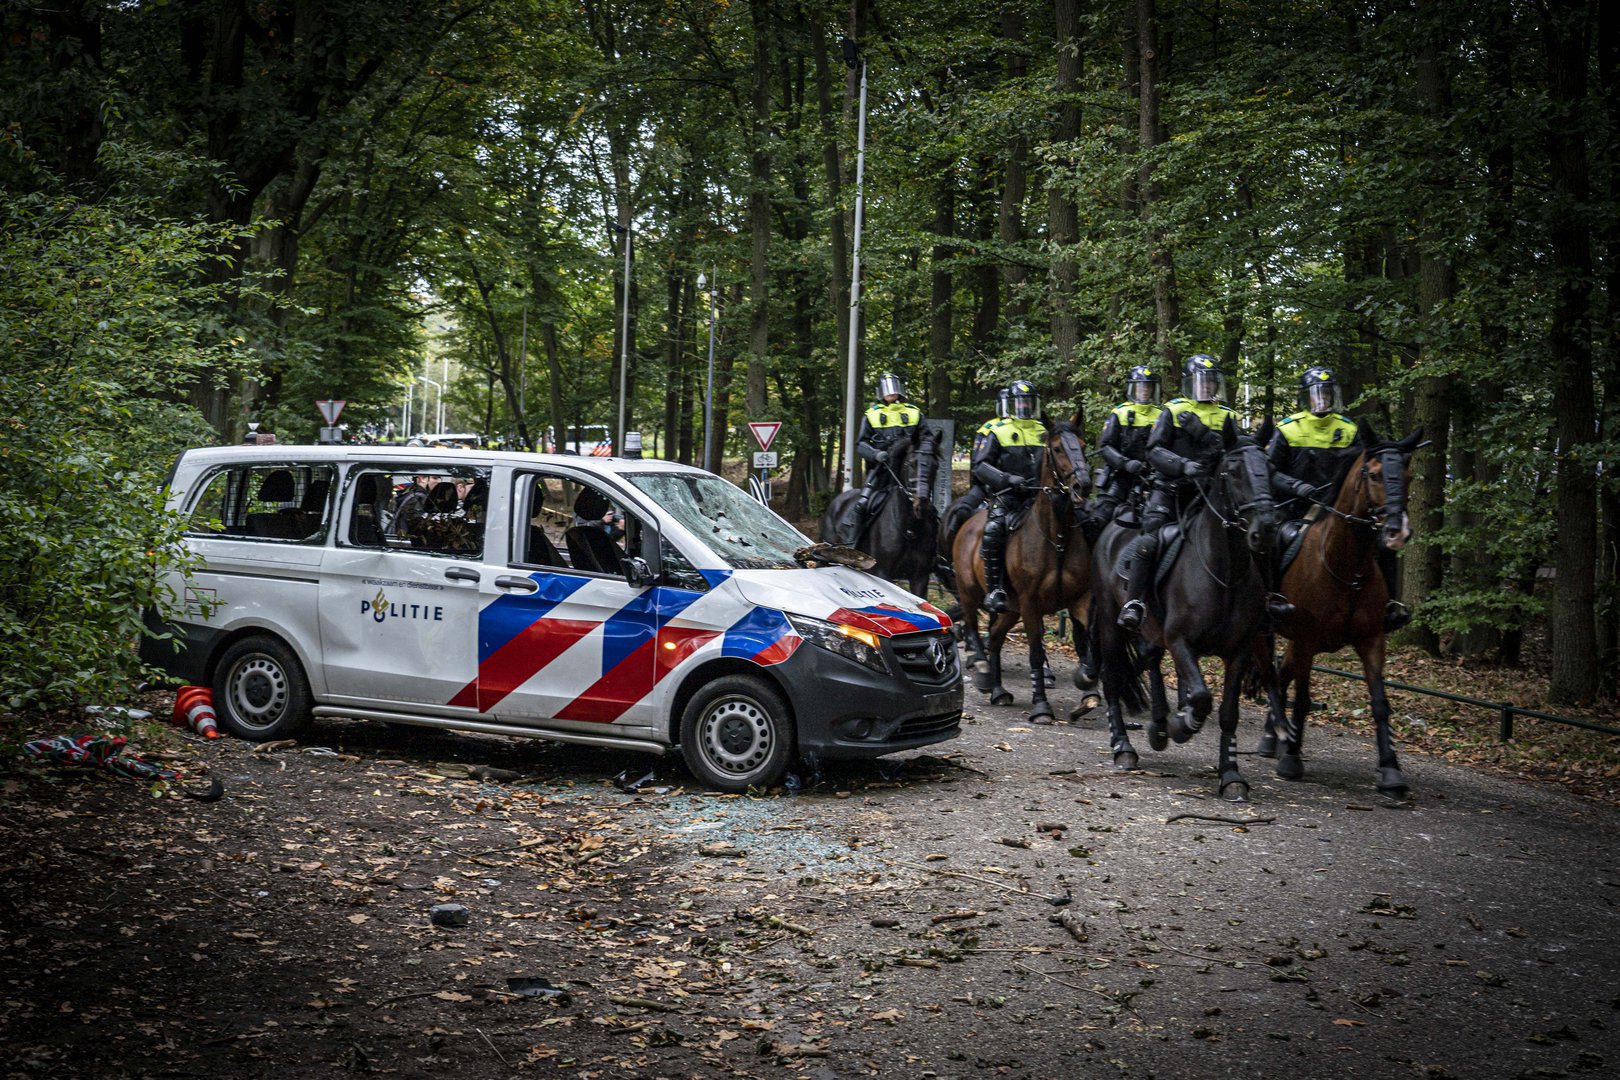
[701,697,771,776]
[232,657,287,724]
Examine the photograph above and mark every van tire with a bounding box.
[213,636,313,741]
[679,675,794,793]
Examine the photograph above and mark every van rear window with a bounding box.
[185,465,335,543]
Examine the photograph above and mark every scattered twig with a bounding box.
[764,914,814,936]
[879,857,1034,899]
[930,909,983,925]
[1014,961,1135,1012]
[1165,813,1276,826]
[1051,911,1089,942]
[476,1028,509,1066]
[370,989,452,1008]
[608,993,681,1012]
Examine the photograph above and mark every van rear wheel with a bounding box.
[679,675,794,793]
[213,635,313,741]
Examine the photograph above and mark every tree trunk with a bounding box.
[1597,0,1620,695]
[998,8,1029,327]
[1543,0,1600,702]
[746,0,771,419]
[928,166,955,420]
[1048,0,1083,400]
[1137,0,1179,367]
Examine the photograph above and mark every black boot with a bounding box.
[1266,593,1297,621]
[843,496,870,546]
[982,512,1009,612]
[1377,549,1410,631]
[1384,600,1412,632]
[1116,532,1157,631]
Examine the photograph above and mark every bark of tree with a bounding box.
[999,9,1030,328]
[1136,0,1179,367]
[1048,0,1083,400]
[929,166,955,420]
[1542,0,1600,702]
[1597,0,1620,695]
[746,0,771,419]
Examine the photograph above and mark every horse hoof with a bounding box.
[971,663,993,692]
[1168,705,1203,745]
[1114,750,1139,771]
[1069,694,1102,721]
[1276,753,1304,781]
[1030,702,1055,723]
[1255,732,1279,758]
[1148,724,1169,752]
[990,689,1015,707]
[1220,779,1250,803]
[1378,768,1410,800]
[1074,665,1098,689]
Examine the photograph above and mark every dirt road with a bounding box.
[2,659,1616,1079]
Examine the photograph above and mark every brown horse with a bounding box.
[1255,427,1424,798]
[951,420,1092,721]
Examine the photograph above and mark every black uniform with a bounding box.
[845,400,927,544]
[972,416,1048,611]
[1094,401,1163,523]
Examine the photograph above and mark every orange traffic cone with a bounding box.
[173,686,220,739]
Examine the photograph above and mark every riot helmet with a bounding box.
[1181,354,1226,404]
[876,372,906,402]
[1007,379,1039,419]
[995,387,1011,418]
[1126,365,1161,406]
[1297,366,1342,416]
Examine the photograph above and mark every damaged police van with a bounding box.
[143,446,961,791]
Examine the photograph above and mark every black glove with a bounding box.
[1293,479,1317,499]
[1181,460,1206,480]
[876,449,890,464]
[1003,474,1028,492]
[1124,459,1145,477]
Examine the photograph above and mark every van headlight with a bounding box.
[786,613,890,674]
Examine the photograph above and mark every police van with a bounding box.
[142,446,961,791]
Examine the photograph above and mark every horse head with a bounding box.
[1367,426,1422,553]
[1045,420,1091,504]
[1219,417,1278,554]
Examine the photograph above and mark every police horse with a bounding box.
[1091,418,1278,799]
[950,420,1093,722]
[1254,426,1425,798]
[820,431,940,596]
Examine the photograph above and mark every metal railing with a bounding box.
[1311,665,1620,741]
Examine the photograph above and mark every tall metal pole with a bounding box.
[420,377,442,438]
[403,382,413,438]
[440,357,449,433]
[616,223,632,454]
[840,45,869,491]
[701,269,718,472]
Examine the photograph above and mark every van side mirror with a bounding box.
[620,556,658,588]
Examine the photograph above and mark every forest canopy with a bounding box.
[0,0,1616,705]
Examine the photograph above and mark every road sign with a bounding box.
[316,399,346,424]
[752,451,778,469]
[747,421,781,451]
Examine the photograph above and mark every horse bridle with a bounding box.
[1313,446,1408,591]
[1184,440,1276,587]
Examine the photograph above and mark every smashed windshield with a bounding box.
[624,472,809,569]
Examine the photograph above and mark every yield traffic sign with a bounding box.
[316,399,346,425]
[747,421,781,451]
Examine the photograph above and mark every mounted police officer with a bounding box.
[845,372,926,545]
[973,379,1047,613]
[1117,354,1279,630]
[1093,365,1164,524]
[941,388,1009,550]
[1270,365,1412,632]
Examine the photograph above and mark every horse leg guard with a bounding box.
[1219,767,1250,802]
[1276,751,1304,781]
[1256,729,1279,758]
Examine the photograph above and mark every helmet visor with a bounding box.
[1128,380,1159,405]
[1010,392,1039,419]
[1303,382,1340,415]
[1184,370,1224,402]
[877,374,905,400]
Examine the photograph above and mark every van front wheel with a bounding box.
[213,636,313,741]
[679,675,794,793]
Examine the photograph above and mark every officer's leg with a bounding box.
[844,473,879,545]
[1378,549,1412,632]
[1117,496,1169,631]
[981,501,1010,612]
[1265,512,1301,623]
[942,486,984,550]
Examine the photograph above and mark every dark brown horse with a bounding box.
[1255,427,1424,797]
[951,420,1092,721]
[819,432,940,595]
[1091,419,1278,799]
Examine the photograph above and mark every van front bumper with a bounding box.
[777,630,962,760]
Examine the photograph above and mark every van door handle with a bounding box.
[495,575,539,593]
[444,567,480,583]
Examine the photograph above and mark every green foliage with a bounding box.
[0,147,243,717]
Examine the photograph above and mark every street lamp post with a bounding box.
[419,377,442,438]
[614,221,633,455]
[403,381,413,437]
[840,35,869,492]
[698,269,718,472]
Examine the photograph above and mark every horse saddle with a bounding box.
[1277,515,1316,576]
[842,484,896,542]
[1005,499,1033,535]
[1111,524,1184,589]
